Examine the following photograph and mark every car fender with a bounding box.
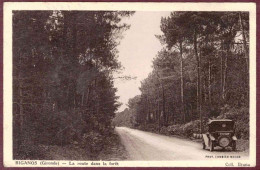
[232,136,237,141]
[209,134,216,141]
[202,134,210,147]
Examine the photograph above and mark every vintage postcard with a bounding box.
[3,2,256,167]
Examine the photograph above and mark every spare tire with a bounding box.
[218,136,231,148]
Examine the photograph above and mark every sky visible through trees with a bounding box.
[12,10,250,160]
[115,11,170,112]
[114,11,249,139]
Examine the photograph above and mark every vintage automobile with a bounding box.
[202,119,237,152]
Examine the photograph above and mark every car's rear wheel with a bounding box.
[232,141,236,151]
[210,141,214,152]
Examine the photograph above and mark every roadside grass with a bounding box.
[97,132,128,160]
[27,131,128,160]
[37,144,91,160]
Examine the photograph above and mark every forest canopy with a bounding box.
[113,12,249,139]
[13,10,134,159]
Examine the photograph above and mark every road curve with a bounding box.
[115,127,249,160]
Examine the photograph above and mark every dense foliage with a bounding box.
[112,108,135,128]
[13,10,134,159]
[114,12,249,139]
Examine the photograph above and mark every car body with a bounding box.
[202,119,237,151]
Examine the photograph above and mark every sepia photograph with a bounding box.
[3,2,256,167]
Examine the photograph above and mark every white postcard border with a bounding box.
[3,2,257,167]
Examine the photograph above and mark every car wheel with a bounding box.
[203,142,206,149]
[210,141,214,152]
[232,141,236,151]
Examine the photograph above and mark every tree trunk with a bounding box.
[239,12,249,71]
[154,99,157,122]
[223,52,228,100]
[148,97,152,123]
[208,58,212,105]
[204,74,207,103]
[144,97,148,125]
[194,30,202,133]
[166,103,169,124]
[220,54,223,100]
[157,90,161,131]
[239,12,249,103]
[161,83,166,126]
[179,41,185,123]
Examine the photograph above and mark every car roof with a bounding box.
[208,119,233,124]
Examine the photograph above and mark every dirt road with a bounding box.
[115,127,249,160]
